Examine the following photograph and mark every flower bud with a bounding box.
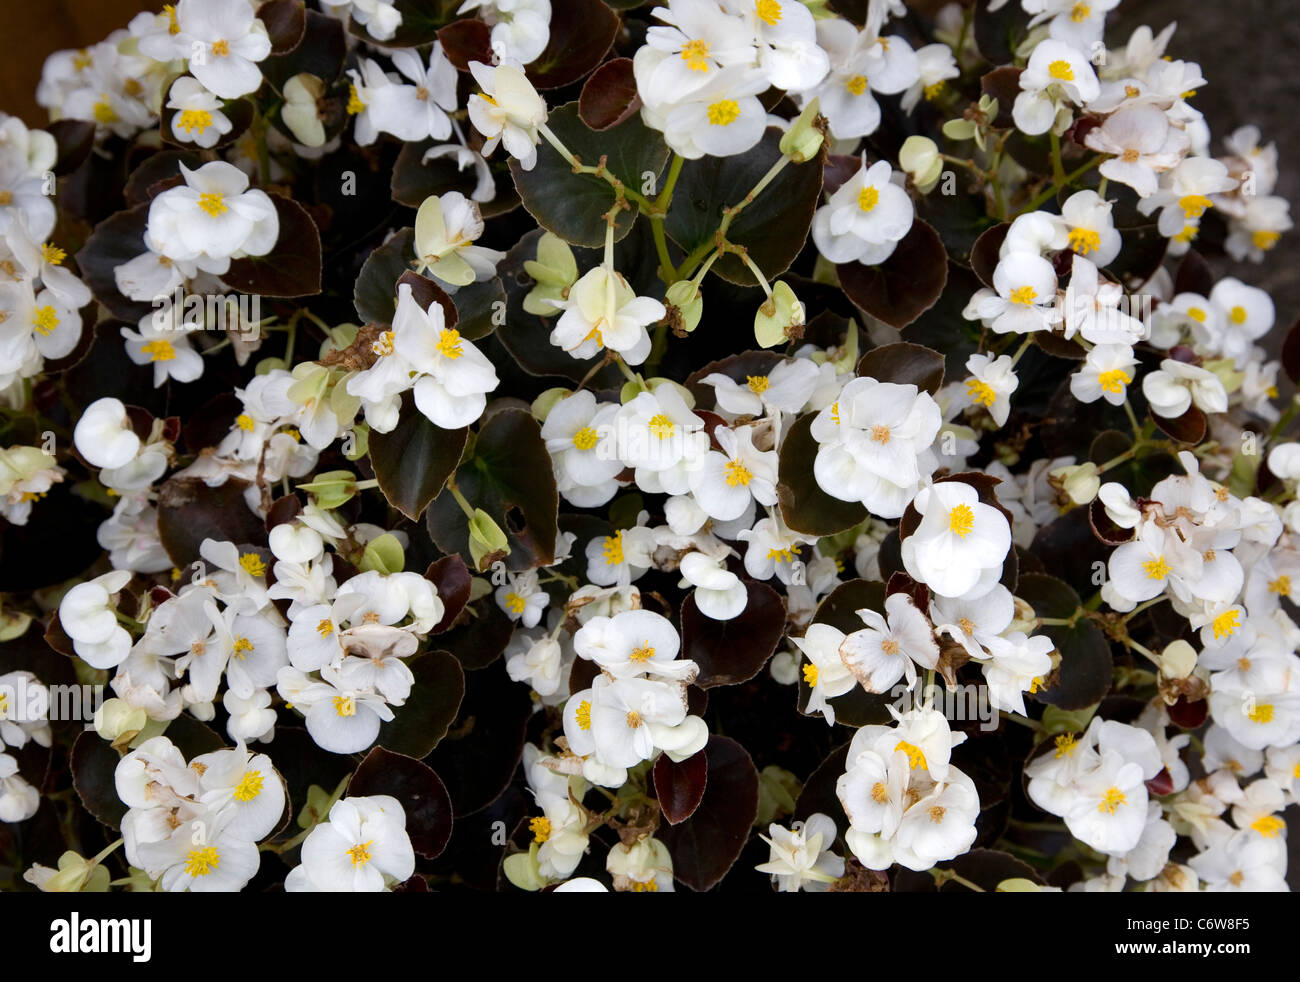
[282,73,327,148]
[531,387,573,423]
[664,280,703,334]
[360,533,405,575]
[779,98,824,163]
[297,470,359,510]
[468,508,510,571]
[754,281,804,348]
[1049,461,1100,505]
[523,233,579,315]
[93,698,147,748]
[503,843,546,891]
[899,135,943,193]
[1159,640,1198,681]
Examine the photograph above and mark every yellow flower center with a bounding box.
[347,841,372,867]
[1251,814,1285,838]
[1121,148,1141,164]
[529,816,551,843]
[802,663,818,687]
[626,710,643,729]
[142,339,176,362]
[894,740,927,770]
[347,84,366,115]
[1253,230,1281,251]
[1068,227,1101,254]
[93,97,118,124]
[197,192,227,217]
[746,374,770,394]
[573,426,599,450]
[1174,224,1199,244]
[1098,368,1131,394]
[1097,786,1126,814]
[1269,575,1291,596]
[1009,285,1038,306]
[870,424,891,444]
[232,636,254,659]
[40,243,66,265]
[576,699,592,730]
[236,413,255,431]
[184,847,220,877]
[648,413,675,439]
[1048,60,1075,82]
[1229,305,1248,325]
[857,186,879,212]
[1212,609,1240,640]
[1054,734,1078,758]
[755,0,782,25]
[1142,556,1170,580]
[163,5,178,33]
[211,39,230,57]
[178,109,213,134]
[437,328,464,358]
[1186,306,1206,323]
[239,553,266,577]
[333,695,356,718]
[316,618,333,638]
[680,39,711,72]
[846,74,867,96]
[372,330,395,357]
[707,99,740,126]
[1070,1,1091,21]
[602,530,624,565]
[948,503,975,537]
[1178,194,1213,218]
[966,378,996,407]
[31,306,59,336]
[924,81,947,101]
[1248,703,1274,724]
[505,592,526,615]
[724,460,752,487]
[233,769,264,802]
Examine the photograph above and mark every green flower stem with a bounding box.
[1048,129,1067,186]
[445,477,476,520]
[1016,154,1105,216]
[1123,398,1142,438]
[739,251,773,300]
[653,153,685,213]
[675,155,792,281]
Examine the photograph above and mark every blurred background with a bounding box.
[0,0,1297,318]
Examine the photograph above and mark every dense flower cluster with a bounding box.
[1,0,1296,895]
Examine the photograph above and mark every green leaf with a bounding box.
[369,391,468,521]
[837,219,949,330]
[1017,572,1113,710]
[856,341,946,395]
[523,0,618,90]
[509,102,669,248]
[665,127,823,285]
[223,194,323,298]
[426,408,559,571]
[681,581,786,688]
[375,650,465,758]
[348,747,454,859]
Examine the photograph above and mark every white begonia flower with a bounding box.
[192,743,286,841]
[811,156,915,266]
[146,161,279,265]
[810,377,942,520]
[634,0,754,110]
[963,353,1018,426]
[277,667,394,755]
[745,0,829,92]
[505,632,565,697]
[413,191,505,289]
[137,808,263,892]
[121,315,204,387]
[977,251,1058,334]
[791,623,857,726]
[902,481,1012,600]
[223,687,277,744]
[0,279,82,363]
[931,584,1015,662]
[573,609,696,682]
[0,445,64,525]
[549,265,665,366]
[679,550,748,621]
[1059,189,1122,266]
[344,57,395,147]
[980,631,1054,716]
[76,400,142,473]
[689,425,777,522]
[1137,156,1238,238]
[390,282,499,429]
[793,20,916,140]
[1085,105,1189,198]
[59,570,133,670]
[838,592,939,693]
[367,45,458,144]
[291,795,415,892]
[900,42,959,113]
[319,0,402,42]
[0,115,58,242]
[615,386,708,495]
[1208,277,1274,361]
[703,358,820,418]
[0,753,39,822]
[585,524,656,588]
[495,569,549,628]
[3,218,92,310]
[1061,254,1145,344]
[467,61,547,171]
[564,674,691,772]
[541,391,623,507]
[1070,342,1137,406]
[606,836,675,893]
[174,0,273,100]
[658,64,769,160]
[166,76,233,149]
[553,877,608,892]
[281,74,327,148]
[1141,359,1229,418]
[1026,0,1119,48]
[755,812,844,892]
[0,671,51,750]
[1012,40,1100,135]
[1189,829,1288,892]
